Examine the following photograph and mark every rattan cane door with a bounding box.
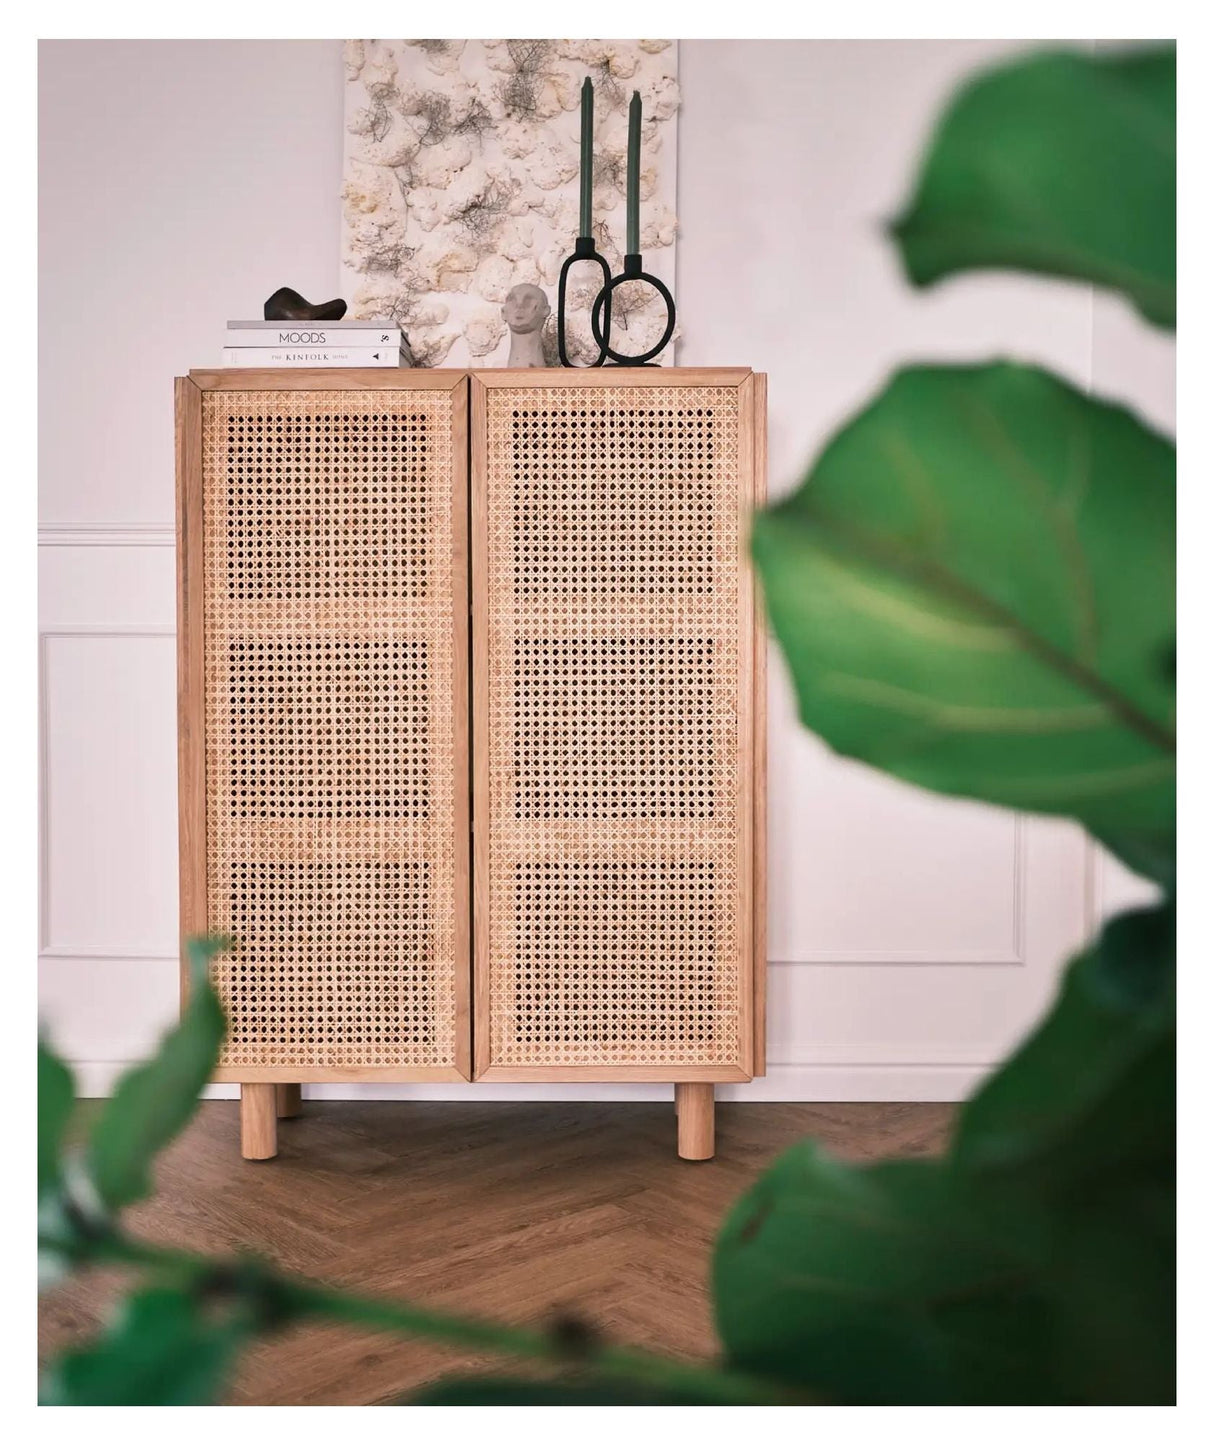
[177,371,470,1081]
[471,370,766,1081]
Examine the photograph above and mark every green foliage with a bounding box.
[38,1037,74,1203]
[38,1038,80,1289]
[87,936,228,1211]
[716,1145,1058,1404]
[892,47,1176,326]
[40,1287,257,1406]
[955,902,1174,1184]
[38,41,1175,1406]
[751,362,1175,883]
[37,971,786,1405]
[730,40,1175,1406]
[38,938,230,1298]
[714,904,1175,1405]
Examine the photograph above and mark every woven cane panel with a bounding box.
[485,385,745,1069]
[513,638,715,820]
[513,861,719,1052]
[227,638,429,819]
[202,389,460,1070]
[510,406,716,597]
[226,861,435,1053]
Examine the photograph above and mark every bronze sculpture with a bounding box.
[263,287,348,322]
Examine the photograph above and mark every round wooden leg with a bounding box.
[240,1083,278,1160]
[675,1083,714,1161]
[275,1083,303,1119]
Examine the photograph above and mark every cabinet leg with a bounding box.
[275,1083,303,1119]
[675,1083,714,1161]
[240,1083,277,1160]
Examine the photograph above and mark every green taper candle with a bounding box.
[626,90,641,254]
[579,77,594,237]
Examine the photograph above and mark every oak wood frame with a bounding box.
[176,369,472,1084]
[177,367,767,1098]
[752,371,768,1076]
[675,1082,716,1160]
[469,368,767,1084]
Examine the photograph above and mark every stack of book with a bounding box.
[222,319,413,368]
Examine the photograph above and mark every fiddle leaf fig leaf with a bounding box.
[86,936,228,1212]
[713,1145,1060,1403]
[892,46,1175,327]
[39,1286,250,1406]
[38,1037,81,1287]
[957,901,1175,1184]
[714,905,1176,1405]
[751,362,1175,879]
[38,1036,75,1203]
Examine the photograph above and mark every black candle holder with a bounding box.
[590,253,676,367]
[556,236,613,367]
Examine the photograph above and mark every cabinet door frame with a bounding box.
[469,368,766,1082]
[177,368,472,1081]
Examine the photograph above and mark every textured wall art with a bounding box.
[341,40,679,367]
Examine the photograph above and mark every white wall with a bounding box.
[39,40,345,527]
[39,39,1169,1100]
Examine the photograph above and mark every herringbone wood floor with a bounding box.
[40,1100,955,1405]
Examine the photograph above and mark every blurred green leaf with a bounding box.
[957,903,1175,1402]
[1089,827,1175,894]
[38,1036,74,1202]
[892,47,1175,326]
[40,1286,249,1405]
[1036,1175,1175,1404]
[713,1144,1059,1403]
[86,936,228,1212]
[957,902,1175,1183]
[38,1037,81,1288]
[751,362,1175,879]
[713,904,1176,1404]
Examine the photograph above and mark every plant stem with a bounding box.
[281,1277,788,1403]
[43,1227,800,1406]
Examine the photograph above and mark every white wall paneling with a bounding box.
[40,627,179,959]
[39,956,180,1061]
[39,39,1173,1099]
[38,523,176,548]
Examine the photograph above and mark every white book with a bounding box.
[226,324,403,348]
[221,347,408,368]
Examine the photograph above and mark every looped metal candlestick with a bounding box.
[556,77,612,367]
[590,90,677,367]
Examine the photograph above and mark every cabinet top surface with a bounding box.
[184,367,759,392]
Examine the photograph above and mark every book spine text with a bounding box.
[221,348,406,368]
[225,328,402,348]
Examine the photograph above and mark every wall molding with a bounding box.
[70,1045,995,1104]
[38,629,1028,969]
[771,1042,996,1068]
[39,521,175,547]
[39,626,177,957]
[36,949,1017,969]
[1084,833,1104,940]
[774,813,1027,966]
[39,945,178,961]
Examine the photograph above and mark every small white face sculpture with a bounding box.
[502,283,551,367]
